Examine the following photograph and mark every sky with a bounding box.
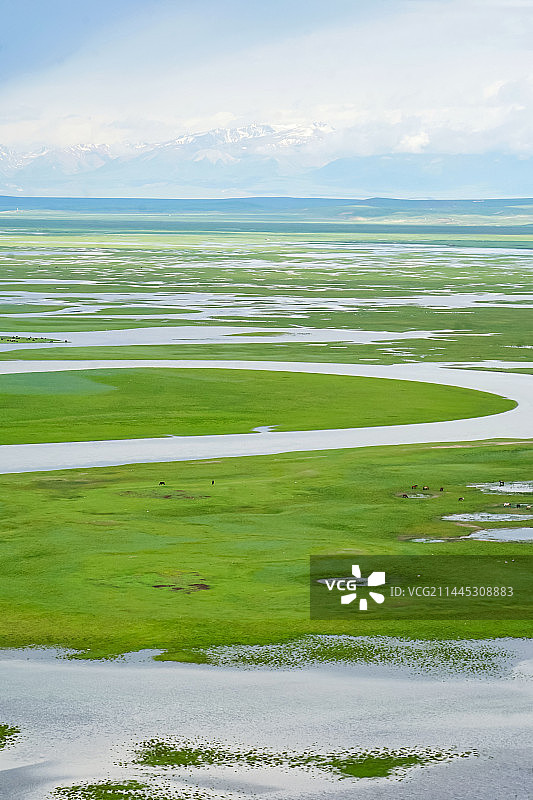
[0,0,532,159]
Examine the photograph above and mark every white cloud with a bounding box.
[0,0,531,155]
[397,131,430,153]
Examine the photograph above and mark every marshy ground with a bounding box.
[0,206,531,799]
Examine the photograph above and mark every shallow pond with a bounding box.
[414,527,533,543]
[468,481,533,494]
[0,640,531,800]
[465,527,533,542]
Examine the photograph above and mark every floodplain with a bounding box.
[0,200,532,799]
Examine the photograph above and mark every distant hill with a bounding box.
[309,154,533,198]
[0,124,531,199]
[0,195,532,215]
[1,196,533,238]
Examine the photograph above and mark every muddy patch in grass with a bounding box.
[150,571,211,594]
[153,581,211,593]
[396,492,437,499]
[118,490,210,501]
[92,571,211,594]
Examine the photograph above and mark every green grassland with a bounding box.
[0,224,531,369]
[0,723,19,750]
[0,227,531,297]
[132,738,467,780]
[0,368,513,444]
[53,782,158,800]
[0,216,531,661]
[0,334,60,343]
[49,742,474,798]
[0,440,530,659]
[3,300,533,367]
[1,326,531,365]
[1,217,533,247]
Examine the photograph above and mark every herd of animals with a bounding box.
[400,480,512,502]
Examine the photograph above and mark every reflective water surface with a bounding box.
[0,641,532,800]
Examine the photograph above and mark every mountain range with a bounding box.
[1,124,532,198]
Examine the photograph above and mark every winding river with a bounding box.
[0,362,531,798]
[0,359,531,475]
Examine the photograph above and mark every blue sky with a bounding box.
[0,0,372,82]
[0,1,154,81]
[0,0,532,158]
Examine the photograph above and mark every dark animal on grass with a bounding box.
[499,480,505,486]
[439,487,444,492]
[422,486,429,491]
[458,497,465,501]
[212,480,215,485]
[402,494,409,498]
[411,484,418,489]
[159,481,165,486]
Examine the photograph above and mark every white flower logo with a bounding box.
[340,564,386,610]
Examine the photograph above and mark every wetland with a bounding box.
[0,204,531,799]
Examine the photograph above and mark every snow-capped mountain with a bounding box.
[0,146,29,175]
[15,144,112,181]
[0,124,532,198]
[0,123,334,196]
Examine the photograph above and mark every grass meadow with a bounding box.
[0,212,531,659]
[0,440,530,660]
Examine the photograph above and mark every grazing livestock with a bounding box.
[212,480,215,486]
[402,494,409,498]
[458,497,465,501]
[159,481,165,486]
[411,484,418,489]
[439,487,444,492]
[499,480,505,486]
[422,486,429,491]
